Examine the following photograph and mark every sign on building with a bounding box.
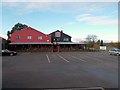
[55,32,61,37]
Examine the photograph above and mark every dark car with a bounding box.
[2,49,17,56]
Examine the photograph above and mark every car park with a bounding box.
[109,48,120,56]
[2,49,17,56]
[2,51,118,88]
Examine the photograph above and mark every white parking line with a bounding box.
[46,54,50,63]
[57,54,70,63]
[71,56,87,62]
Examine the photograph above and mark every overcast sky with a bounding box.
[1,0,119,42]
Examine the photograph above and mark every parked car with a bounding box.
[2,49,17,56]
[109,48,120,56]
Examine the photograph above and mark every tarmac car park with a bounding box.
[2,51,118,89]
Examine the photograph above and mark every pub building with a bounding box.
[9,27,52,52]
[50,30,86,52]
[9,27,86,52]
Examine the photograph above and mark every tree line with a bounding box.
[85,34,104,50]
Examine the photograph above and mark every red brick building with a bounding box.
[9,27,52,51]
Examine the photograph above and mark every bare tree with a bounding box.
[86,34,98,48]
[86,34,98,42]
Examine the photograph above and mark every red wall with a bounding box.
[11,27,51,43]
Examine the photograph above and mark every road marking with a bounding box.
[71,56,87,62]
[57,54,70,63]
[46,54,50,63]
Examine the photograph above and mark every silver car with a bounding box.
[109,48,120,56]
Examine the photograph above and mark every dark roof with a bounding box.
[49,30,71,38]
[62,32,71,38]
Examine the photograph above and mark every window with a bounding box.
[63,38,69,41]
[47,40,49,42]
[16,36,20,40]
[38,36,42,40]
[57,38,60,41]
[28,36,32,40]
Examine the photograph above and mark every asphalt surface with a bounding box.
[2,51,118,89]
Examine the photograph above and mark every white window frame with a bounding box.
[38,36,42,40]
[28,36,32,40]
[16,36,20,40]
[63,38,69,41]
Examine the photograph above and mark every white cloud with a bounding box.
[2,2,118,15]
[24,2,53,10]
[3,2,75,14]
[76,14,118,26]
[66,13,118,26]
[3,2,53,10]
[2,2,56,15]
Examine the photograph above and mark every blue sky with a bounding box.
[1,2,118,42]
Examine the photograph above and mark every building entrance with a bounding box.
[52,42,59,52]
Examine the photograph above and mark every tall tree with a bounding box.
[100,40,104,46]
[86,34,98,48]
[86,35,98,42]
[11,23,28,34]
[97,40,100,45]
[7,23,28,40]
[7,31,11,40]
